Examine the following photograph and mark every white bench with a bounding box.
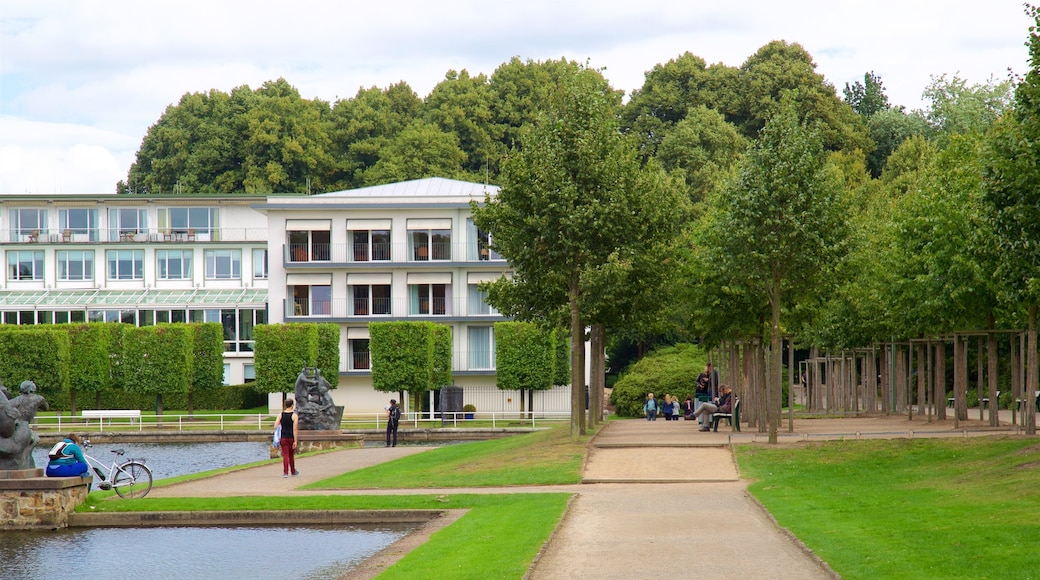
[81,410,141,431]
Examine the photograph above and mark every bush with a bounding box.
[609,343,706,417]
[463,404,477,412]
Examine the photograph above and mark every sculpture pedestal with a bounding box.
[269,431,364,458]
[1,470,92,530]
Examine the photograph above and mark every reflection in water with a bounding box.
[1,525,411,580]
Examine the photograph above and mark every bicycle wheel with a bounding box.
[112,461,153,499]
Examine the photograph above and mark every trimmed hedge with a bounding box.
[609,343,707,417]
[253,323,340,394]
[0,327,71,402]
[495,322,558,391]
[370,321,452,398]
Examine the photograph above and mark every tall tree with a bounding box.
[701,95,849,442]
[473,64,684,435]
[982,4,1040,435]
[843,71,891,118]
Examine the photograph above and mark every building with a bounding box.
[0,193,269,385]
[0,178,571,415]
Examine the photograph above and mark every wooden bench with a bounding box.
[711,398,741,432]
[1015,390,1040,413]
[81,410,141,431]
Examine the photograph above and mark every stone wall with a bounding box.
[0,469,91,530]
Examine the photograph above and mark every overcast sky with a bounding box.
[0,0,1030,195]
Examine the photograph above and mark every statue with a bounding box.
[293,367,344,431]
[10,380,49,424]
[0,386,39,470]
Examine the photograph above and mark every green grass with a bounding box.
[306,424,589,489]
[737,437,1040,579]
[80,493,571,580]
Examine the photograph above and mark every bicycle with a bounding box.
[82,441,153,499]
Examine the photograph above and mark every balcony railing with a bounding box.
[347,350,494,372]
[283,242,506,264]
[3,227,270,244]
[285,297,503,319]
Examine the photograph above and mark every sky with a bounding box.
[0,0,1031,195]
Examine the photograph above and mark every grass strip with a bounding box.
[737,437,1040,579]
[306,424,589,489]
[79,493,571,580]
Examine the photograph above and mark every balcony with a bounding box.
[284,297,504,320]
[282,242,506,265]
[2,227,270,244]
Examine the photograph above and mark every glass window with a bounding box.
[467,284,499,315]
[7,250,44,281]
[409,228,452,261]
[409,283,450,315]
[291,285,330,316]
[469,326,495,369]
[106,249,144,280]
[244,364,256,382]
[158,207,219,238]
[108,208,148,240]
[350,338,370,370]
[252,249,268,279]
[351,229,391,262]
[466,218,501,261]
[205,249,241,280]
[157,249,193,280]
[59,208,99,240]
[351,284,392,316]
[10,209,48,241]
[57,250,94,281]
[287,230,330,262]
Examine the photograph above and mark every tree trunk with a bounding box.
[768,284,781,444]
[589,324,605,428]
[569,276,585,437]
[987,324,999,427]
[1027,305,1037,436]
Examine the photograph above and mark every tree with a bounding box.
[923,74,1013,143]
[424,69,500,177]
[369,322,452,411]
[655,105,747,205]
[473,64,686,435]
[360,121,468,186]
[843,71,891,118]
[981,3,1040,434]
[123,325,193,417]
[495,322,566,416]
[190,323,226,417]
[701,95,849,442]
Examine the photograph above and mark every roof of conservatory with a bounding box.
[0,288,268,308]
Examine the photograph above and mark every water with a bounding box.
[0,525,411,580]
[30,441,271,480]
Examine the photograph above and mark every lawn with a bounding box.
[737,437,1040,579]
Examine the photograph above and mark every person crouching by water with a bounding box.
[46,433,89,478]
[643,392,658,421]
[277,399,300,477]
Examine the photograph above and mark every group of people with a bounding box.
[642,363,734,432]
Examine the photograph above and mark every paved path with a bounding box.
[150,414,1033,579]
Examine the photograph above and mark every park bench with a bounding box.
[711,398,741,432]
[81,409,141,430]
[980,390,1001,408]
[1015,390,1040,413]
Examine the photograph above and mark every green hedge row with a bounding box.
[609,343,707,417]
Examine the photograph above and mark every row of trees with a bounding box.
[0,323,225,416]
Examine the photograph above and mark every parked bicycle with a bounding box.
[82,441,153,498]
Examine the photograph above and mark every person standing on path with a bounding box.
[386,399,401,447]
[277,399,300,477]
[643,392,658,421]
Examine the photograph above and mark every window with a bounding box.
[252,249,268,279]
[409,229,451,261]
[158,207,219,239]
[409,283,450,315]
[244,364,256,383]
[351,284,392,316]
[59,208,99,241]
[89,309,137,324]
[239,308,265,352]
[10,209,47,242]
[287,230,331,262]
[108,208,148,240]
[469,326,495,369]
[57,250,94,281]
[54,310,88,324]
[106,249,144,280]
[205,249,241,280]
[157,249,193,280]
[467,284,499,315]
[351,229,391,262]
[7,250,44,281]
[291,285,331,316]
[466,218,501,261]
[350,339,371,370]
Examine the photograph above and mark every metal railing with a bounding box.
[284,242,506,265]
[2,227,270,244]
[285,297,503,319]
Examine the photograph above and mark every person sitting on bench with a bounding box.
[694,385,733,432]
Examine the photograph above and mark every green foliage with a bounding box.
[190,323,226,394]
[254,323,319,394]
[46,383,267,412]
[67,323,112,394]
[609,344,705,417]
[494,322,556,391]
[369,321,452,397]
[122,325,192,396]
[0,327,71,401]
[314,323,341,389]
[842,71,891,118]
[105,323,130,391]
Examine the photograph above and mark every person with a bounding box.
[386,399,401,447]
[682,395,695,420]
[661,395,671,421]
[693,384,734,432]
[669,395,682,421]
[277,398,300,477]
[643,392,658,421]
[695,363,715,403]
[45,433,89,478]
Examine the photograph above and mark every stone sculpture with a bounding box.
[293,367,344,431]
[10,380,49,424]
[0,386,39,470]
